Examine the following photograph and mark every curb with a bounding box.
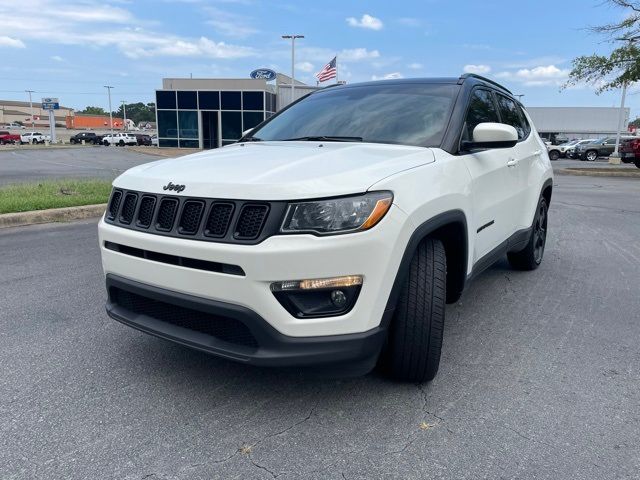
[0,203,106,229]
[556,168,640,178]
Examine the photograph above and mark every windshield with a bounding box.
[249,83,458,147]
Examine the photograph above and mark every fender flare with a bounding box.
[380,209,468,328]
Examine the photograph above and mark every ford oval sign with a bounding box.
[250,68,277,81]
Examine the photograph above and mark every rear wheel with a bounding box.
[508,196,548,271]
[103,140,109,146]
[378,238,446,383]
[586,150,598,162]
[635,160,640,169]
[118,140,125,146]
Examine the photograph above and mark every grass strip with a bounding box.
[0,179,112,214]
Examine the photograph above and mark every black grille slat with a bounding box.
[178,201,205,235]
[235,205,269,239]
[108,190,123,219]
[204,203,234,238]
[105,188,281,245]
[110,287,258,349]
[156,199,179,231]
[119,193,138,224]
[136,196,156,228]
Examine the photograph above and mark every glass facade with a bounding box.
[156,89,277,149]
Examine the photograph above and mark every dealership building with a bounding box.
[526,106,631,144]
[155,74,317,149]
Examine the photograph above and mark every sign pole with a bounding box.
[48,109,56,144]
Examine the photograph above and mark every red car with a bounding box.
[0,130,21,145]
[619,138,640,168]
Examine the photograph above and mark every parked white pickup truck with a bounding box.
[102,133,137,146]
[20,132,51,144]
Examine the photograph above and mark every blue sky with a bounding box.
[0,0,637,116]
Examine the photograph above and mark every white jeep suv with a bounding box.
[99,74,553,382]
[102,132,137,146]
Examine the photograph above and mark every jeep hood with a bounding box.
[114,141,435,200]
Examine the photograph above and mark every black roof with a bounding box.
[323,74,512,96]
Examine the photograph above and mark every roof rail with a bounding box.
[458,73,512,94]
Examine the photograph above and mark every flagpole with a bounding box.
[335,55,338,84]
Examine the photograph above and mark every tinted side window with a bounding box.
[496,94,527,139]
[463,89,499,141]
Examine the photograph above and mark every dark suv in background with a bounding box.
[133,133,152,146]
[575,136,635,161]
[69,132,102,145]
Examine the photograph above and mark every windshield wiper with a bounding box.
[281,135,363,142]
[242,136,263,142]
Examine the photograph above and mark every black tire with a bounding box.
[508,196,548,271]
[548,150,560,161]
[118,140,125,146]
[634,160,640,169]
[70,139,76,144]
[379,238,446,382]
[103,140,109,146]
[585,150,598,162]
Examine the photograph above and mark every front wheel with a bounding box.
[508,196,548,270]
[548,150,560,161]
[634,160,640,169]
[378,238,446,382]
[103,140,109,146]
[586,150,598,162]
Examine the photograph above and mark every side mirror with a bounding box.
[462,122,518,150]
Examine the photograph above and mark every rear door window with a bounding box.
[496,94,528,140]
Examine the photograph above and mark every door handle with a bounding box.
[507,158,518,167]
[533,149,542,156]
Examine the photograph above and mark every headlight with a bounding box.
[280,191,393,235]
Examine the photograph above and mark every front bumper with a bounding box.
[98,204,411,338]
[106,274,386,372]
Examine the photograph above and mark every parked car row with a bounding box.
[0,130,21,144]
[69,132,155,146]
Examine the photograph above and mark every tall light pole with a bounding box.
[281,34,304,104]
[121,100,127,131]
[25,90,35,131]
[104,85,114,137]
[610,82,628,165]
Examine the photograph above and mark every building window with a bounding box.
[178,111,198,139]
[243,112,264,131]
[221,91,241,110]
[199,91,220,110]
[242,91,264,111]
[159,138,178,148]
[157,110,178,138]
[179,139,200,148]
[156,91,176,109]
[221,111,242,140]
[177,91,197,110]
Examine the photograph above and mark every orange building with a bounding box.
[65,114,125,130]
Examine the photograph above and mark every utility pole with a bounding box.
[104,85,114,137]
[25,90,35,131]
[610,81,628,165]
[121,100,127,131]
[281,34,304,104]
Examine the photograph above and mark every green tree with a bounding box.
[565,0,640,92]
[78,106,107,115]
[115,102,156,125]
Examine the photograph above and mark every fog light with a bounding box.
[270,275,363,318]
[330,290,347,308]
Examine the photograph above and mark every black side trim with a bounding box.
[104,241,245,276]
[477,220,494,233]
[106,275,386,372]
[381,210,468,326]
[466,226,532,283]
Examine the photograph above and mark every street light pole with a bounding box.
[25,90,35,131]
[104,85,114,137]
[121,101,127,131]
[610,81,628,165]
[281,34,304,104]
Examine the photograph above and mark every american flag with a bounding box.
[315,57,337,82]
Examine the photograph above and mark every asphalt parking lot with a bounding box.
[0,147,159,185]
[1,174,639,479]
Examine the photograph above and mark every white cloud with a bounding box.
[463,64,491,74]
[346,13,383,30]
[407,62,423,70]
[340,48,380,61]
[397,17,421,27]
[296,61,314,72]
[496,64,570,86]
[0,1,255,59]
[51,55,64,62]
[0,36,25,48]
[372,72,403,80]
[204,6,258,38]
